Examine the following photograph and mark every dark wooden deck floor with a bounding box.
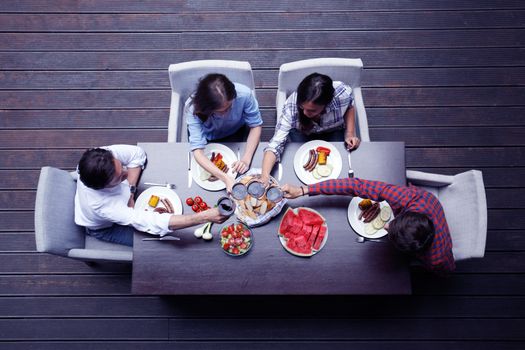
[1,0,525,348]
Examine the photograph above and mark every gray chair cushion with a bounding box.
[34,167,85,256]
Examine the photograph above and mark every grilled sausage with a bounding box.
[303,149,315,169]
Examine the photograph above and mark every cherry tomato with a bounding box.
[185,197,194,206]
[194,196,203,204]
[228,238,235,246]
[235,224,244,232]
[227,225,234,233]
[223,243,230,251]
[234,238,243,246]
[199,201,208,209]
[242,230,251,238]
[232,247,240,255]
[240,242,247,250]
[191,204,200,212]
[221,230,229,238]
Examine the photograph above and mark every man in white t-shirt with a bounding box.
[75,144,228,246]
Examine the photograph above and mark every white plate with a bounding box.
[191,143,237,191]
[347,197,393,239]
[293,140,342,185]
[277,207,328,257]
[136,186,183,215]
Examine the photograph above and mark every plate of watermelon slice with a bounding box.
[278,207,328,257]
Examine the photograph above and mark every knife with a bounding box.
[344,141,354,178]
[187,152,192,188]
[142,236,181,241]
[278,161,283,182]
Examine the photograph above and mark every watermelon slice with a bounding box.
[298,208,324,225]
[308,225,320,246]
[279,208,297,234]
[313,225,327,251]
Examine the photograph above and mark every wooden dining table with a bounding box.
[132,141,411,295]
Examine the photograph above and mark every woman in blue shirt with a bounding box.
[185,74,263,191]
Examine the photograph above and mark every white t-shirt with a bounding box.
[74,145,171,235]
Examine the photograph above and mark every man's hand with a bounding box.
[281,184,306,199]
[202,207,229,224]
[345,136,361,151]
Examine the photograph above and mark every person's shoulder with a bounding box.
[234,82,253,97]
[333,81,352,95]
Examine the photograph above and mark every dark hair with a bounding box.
[192,73,237,122]
[296,73,335,132]
[78,148,115,190]
[388,211,435,254]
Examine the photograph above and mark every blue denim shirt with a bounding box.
[185,83,263,151]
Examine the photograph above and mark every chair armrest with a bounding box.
[68,248,132,263]
[406,170,454,187]
[352,87,370,142]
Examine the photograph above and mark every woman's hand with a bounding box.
[232,158,249,175]
[223,175,235,193]
[344,136,361,151]
[281,184,306,199]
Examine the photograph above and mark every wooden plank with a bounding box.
[0,170,40,189]
[454,252,525,273]
[0,275,131,295]
[0,130,167,149]
[168,319,525,340]
[2,0,524,12]
[412,273,525,295]
[0,212,34,231]
[2,30,524,51]
[0,341,523,350]
[0,149,82,169]
[0,319,167,340]
[2,48,524,70]
[3,68,525,90]
[0,253,132,274]
[0,233,36,251]
[489,209,525,230]
[405,147,525,167]
[486,230,525,251]
[368,107,525,127]
[1,296,524,318]
[2,87,525,110]
[1,11,523,32]
[371,127,525,147]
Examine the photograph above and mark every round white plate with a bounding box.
[347,197,393,239]
[191,143,238,191]
[278,207,328,257]
[136,186,183,215]
[293,140,342,185]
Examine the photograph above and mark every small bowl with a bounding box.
[219,222,253,257]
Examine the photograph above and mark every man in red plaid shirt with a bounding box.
[282,178,456,273]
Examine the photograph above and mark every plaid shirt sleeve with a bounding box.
[309,178,455,273]
[264,93,297,162]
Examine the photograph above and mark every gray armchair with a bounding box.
[34,166,132,263]
[277,58,370,142]
[167,60,256,142]
[406,169,487,261]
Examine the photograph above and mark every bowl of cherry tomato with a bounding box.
[220,222,253,257]
[185,196,210,212]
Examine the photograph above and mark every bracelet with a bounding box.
[301,186,305,196]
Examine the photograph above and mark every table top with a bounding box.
[132,141,411,295]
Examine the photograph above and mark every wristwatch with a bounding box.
[129,185,137,194]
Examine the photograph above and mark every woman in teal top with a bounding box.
[185,74,263,191]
